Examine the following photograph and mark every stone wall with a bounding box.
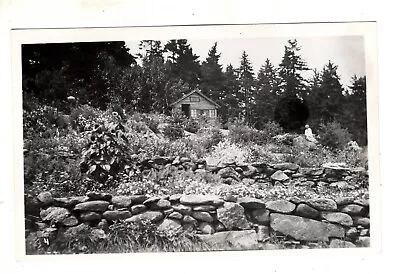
[26,191,370,250]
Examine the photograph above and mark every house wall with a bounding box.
[173,94,218,119]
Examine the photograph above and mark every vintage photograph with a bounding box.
[19,24,375,255]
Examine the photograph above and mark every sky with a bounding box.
[125,36,365,89]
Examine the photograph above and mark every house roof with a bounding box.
[171,89,221,108]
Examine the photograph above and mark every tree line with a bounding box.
[22,39,367,145]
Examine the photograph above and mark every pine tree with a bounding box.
[278,39,309,98]
[199,42,225,101]
[164,39,202,88]
[254,59,280,129]
[238,51,255,125]
[219,64,241,123]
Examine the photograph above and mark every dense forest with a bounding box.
[22,39,367,145]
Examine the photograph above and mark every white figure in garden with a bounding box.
[304,124,317,143]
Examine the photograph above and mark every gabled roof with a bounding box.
[171,89,221,108]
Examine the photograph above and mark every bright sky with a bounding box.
[125,36,365,89]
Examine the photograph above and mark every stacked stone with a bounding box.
[134,157,367,188]
[30,191,370,250]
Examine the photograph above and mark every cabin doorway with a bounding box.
[181,104,190,118]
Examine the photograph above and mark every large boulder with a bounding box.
[197,230,258,250]
[341,204,367,216]
[40,207,78,226]
[251,208,270,225]
[37,191,54,206]
[192,211,214,223]
[270,213,345,242]
[217,167,241,181]
[217,202,250,230]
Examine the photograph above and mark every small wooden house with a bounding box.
[172,89,220,119]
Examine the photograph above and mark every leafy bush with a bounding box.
[79,119,133,183]
[318,121,352,150]
[228,124,272,145]
[262,121,284,139]
[183,118,200,133]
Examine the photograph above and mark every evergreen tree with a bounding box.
[164,39,202,87]
[254,59,280,129]
[278,39,309,98]
[238,51,255,125]
[219,64,241,123]
[342,75,367,145]
[199,42,225,102]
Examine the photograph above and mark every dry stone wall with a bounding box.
[25,160,369,250]
[27,194,370,250]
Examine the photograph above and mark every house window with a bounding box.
[190,96,200,102]
[209,109,216,118]
[190,109,197,118]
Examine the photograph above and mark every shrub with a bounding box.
[228,124,274,146]
[318,121,352,150]
[183,118,200,133]
[79,119,133,183]
[205,139,250,166]
[262,121,284,139]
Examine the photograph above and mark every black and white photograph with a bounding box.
[14,23,378,256]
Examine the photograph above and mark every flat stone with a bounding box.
[74,201,110,212]
[157,219,182,233]
[143,197,161,206]
[270,170,289,182]
[163,208,174,215]
[130,195,148,204]
[295,180,315,187]
[265,200,295,213]
[172,204,192,215]
[182,215,198,225]
[180,194,224,206]
[102,210,132,221]
[341,204,367,216]
[321,212,353,226]
[217,202,250,230]
[353,217,370,228]
[223,194,237,203]
[295,203,320,219]
[273,163,300,171]
[125,211,163,223]
[80,211,102,222]
[168,211,183,220]
[37,192,54,206]
[131,204,146,215]
[237,197,265,209]
[329,239,356,248]
[193,205,217,211]
[199,222,215,234]
[150,199,171,210]
[288,197,305,204]
[307,198,337,211]
[53,196,89,207]
[169,194,182,203]
[251,208,270,225]
[334,197,355,206]
[192,211,214,223]
[111,196,132,208]
[354,199,369,207]
[301,168,324,176]
[270,213,345,242]
[87,192,112,201]
[197,230,258,250]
